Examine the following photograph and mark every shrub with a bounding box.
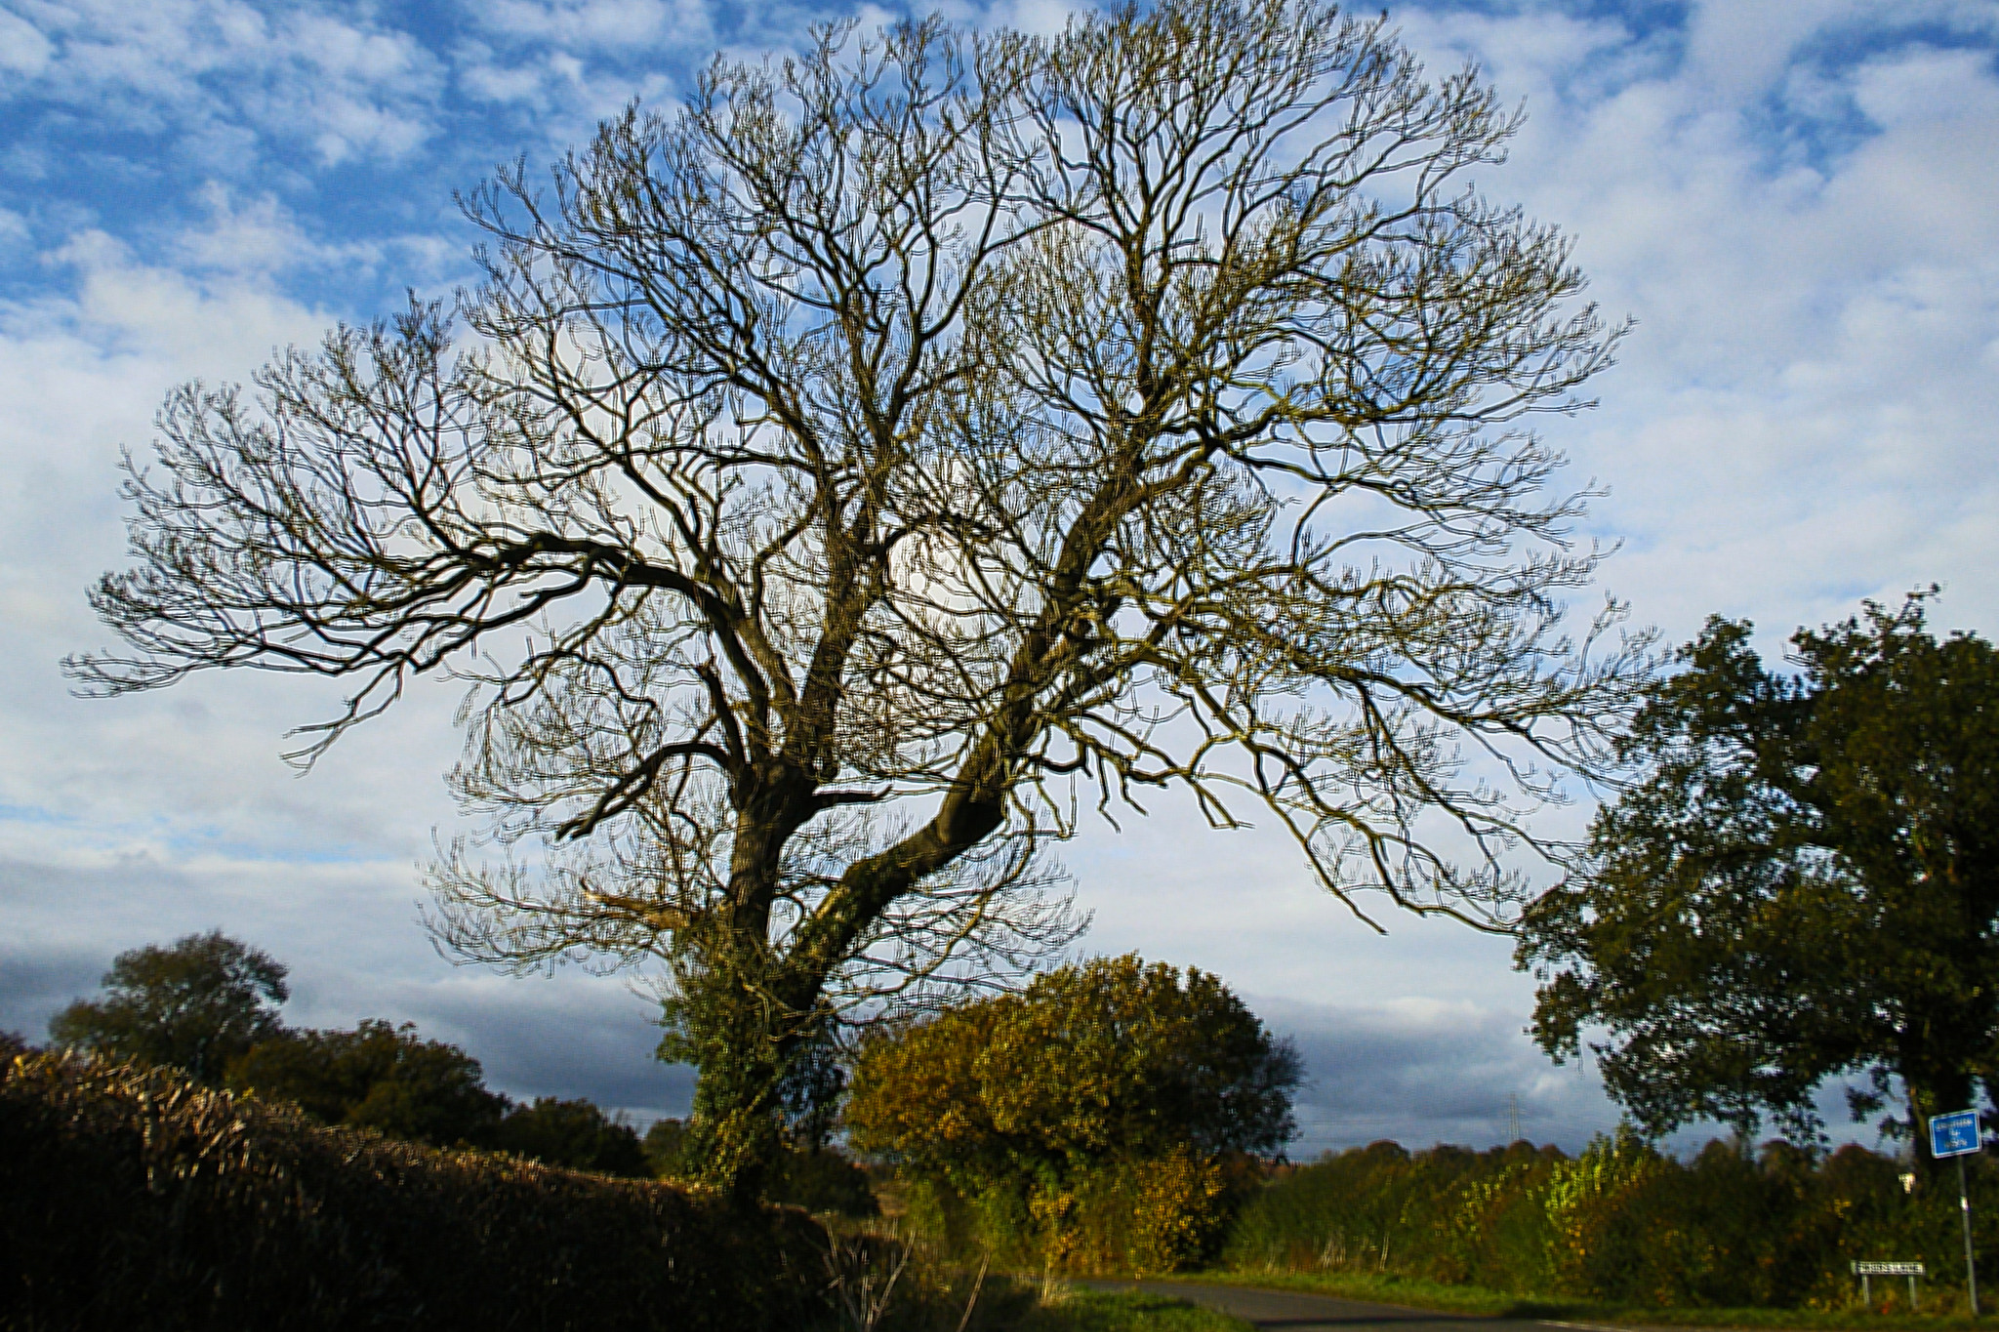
[0,1050,827,1329]
[848,955,1297,1275]
[772,1145,881,1217]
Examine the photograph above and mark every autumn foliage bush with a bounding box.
[1226,1129,1999,1310]
[846,955,1298,1275]
[0,1049,827,1330]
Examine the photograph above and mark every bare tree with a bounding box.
[72,0,1642,1192]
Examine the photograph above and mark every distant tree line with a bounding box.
[34,928,882,1210]
[42,930,647,1177]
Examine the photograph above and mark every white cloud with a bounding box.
[0,8,53,74]
[1383,3,1999,651]
[471,0,711,51]
[0,0,444,166]
[0,214,456,847]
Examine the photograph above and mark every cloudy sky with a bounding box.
[2,0,1995,1159]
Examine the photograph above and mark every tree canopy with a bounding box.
[1517,594,1999,1156]
[846,953,1298,1270]
[228,1019,650,1172]
[846,954,1298,1179]
[71,0,1637,1190]
[226,1019,511,1148]
[488,1096,652,1177]
[48,930,288,1085]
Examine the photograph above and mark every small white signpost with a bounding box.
[1931,1109,1982,1316]
[1851,1260,1923,1309]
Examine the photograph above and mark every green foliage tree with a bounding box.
[846,954,1298,1269]
[1518,593,1999,1159]
[642,1116,691,1177]
[48,930,288,1085]
[227,1019,509,1148]
[642,1114,877,1213]
[489,1096,651,1177]
[70,0,1637,1192]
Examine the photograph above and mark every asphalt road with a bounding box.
[1072,1278,1602,1331]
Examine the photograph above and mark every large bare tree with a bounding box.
[73,0,1642,1191]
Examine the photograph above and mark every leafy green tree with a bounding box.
[70,0,1637,1192]
[226,1019,508,1147]
[1518,594,1999,1159]
[49,931,288,1085]
[767,1147,879,1217]
[847,955,1297,1267]
[640,1114,876,1213]
[490,1096,650,1177]
[642,1116,691,1177]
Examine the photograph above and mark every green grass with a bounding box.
[1018,1287,1252,1331]
[852,1262,1248,1331]
[1179,1268,1999,1330]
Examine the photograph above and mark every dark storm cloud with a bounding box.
[0,946,103,1040]
[0,850,695,1123]
[374,974,697,1120]
[1254,997,1621,1158]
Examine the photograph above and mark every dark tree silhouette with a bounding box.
[50,930,288,1085]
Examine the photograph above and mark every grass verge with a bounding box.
[1175,1269,1999,1330]
[821,1250,1249,1331]
[1019,1285,1253,1331]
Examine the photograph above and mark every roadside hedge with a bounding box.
[1226,1131,1999,1310]
[0,1050,829,1330]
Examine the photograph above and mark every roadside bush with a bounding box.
[0,1050,827,1329]
[848,955,1297,1275]
[774,1145,881,1217]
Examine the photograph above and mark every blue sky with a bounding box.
[3,0,1998,1157]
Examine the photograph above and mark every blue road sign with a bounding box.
[1932,1109,1981,1158]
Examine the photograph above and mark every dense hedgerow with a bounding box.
[0,1050,829,1330]
[1225,1130,1999,1309]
